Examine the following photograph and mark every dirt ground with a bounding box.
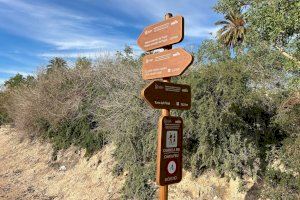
[0,125,124,200]
[0,125,253,200]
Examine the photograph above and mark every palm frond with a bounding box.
[215,20,230,26]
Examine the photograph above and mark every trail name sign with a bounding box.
[141,81,191,110]
[142,48,193,80]
[137,16,184,51]
[157,116,183,186]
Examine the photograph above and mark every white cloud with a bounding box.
[103,0,219,40]
[39,45,144,59]
[0,0,134,51]
[0,69,33,76]
[0,0,219,52]
[0,0,221,71]
[46,38,113,51]
[39,50,116,59]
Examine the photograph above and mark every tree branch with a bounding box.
[275,46,300,66]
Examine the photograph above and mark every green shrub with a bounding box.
[122,164,156,200]
[0,91,10,125]
[44,115,106,156]
[262,98,300,199]
[179,62,268,180]
[261,168,300,200]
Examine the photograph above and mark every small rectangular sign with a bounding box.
[141,81,191,110]
[157,116,183,186]
[137,16,184,51]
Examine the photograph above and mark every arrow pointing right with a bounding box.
[142,48,193,80]
[137,16,184,51]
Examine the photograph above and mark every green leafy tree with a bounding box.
[4,73,35,89]
[214,1,299,198]
[197,40,231,65]
[247,0,300,65]
[215,0,300,67]
[4,73,25,89]
[214,0,249,14]
[116,45,135,65]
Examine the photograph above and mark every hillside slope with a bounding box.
[0,125,124,200]
[0,126,254,200]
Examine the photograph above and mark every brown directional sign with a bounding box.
[142,48,193,80]
[141,81,191,110]
[137,16,184,51]
[157,116,183,186]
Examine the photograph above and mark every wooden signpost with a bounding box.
[141,81,191,110]
[137,13,193,200]
[142,48,193,80]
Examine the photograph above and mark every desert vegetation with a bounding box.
[1,0,299,199]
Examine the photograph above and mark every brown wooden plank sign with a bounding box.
[137,16,184,51]
[157,116,183,186]
[141,81,191,110]
[142,48,193,80]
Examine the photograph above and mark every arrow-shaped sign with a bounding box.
[141,81,191,110]
[142,48,193,80]
[137,16,184,51]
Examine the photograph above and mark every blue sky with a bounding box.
[0,0,221,84]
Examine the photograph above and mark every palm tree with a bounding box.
[215,11,246,49]
[46,57,67,74]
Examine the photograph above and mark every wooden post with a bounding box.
[159,12,173,200]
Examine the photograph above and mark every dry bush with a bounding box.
[5,53,160,199]
[91,56,158,138]
[7,66,94,135]
[91,55,159,199]
[6,60,107,155]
